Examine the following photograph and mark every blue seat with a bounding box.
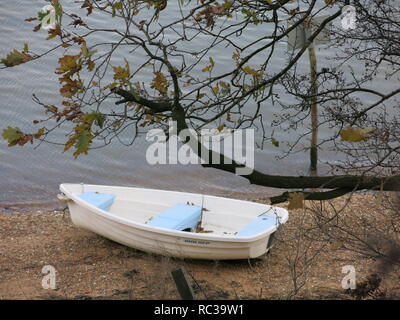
[236,216,279,237]
[147,204,202,231]
[79,192,116,211]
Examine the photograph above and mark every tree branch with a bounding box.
[169,97,400,203]
[270,188,354,205]
[202,159,400,191]
[112,88,172,113]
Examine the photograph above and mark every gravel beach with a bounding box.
[1,193,398,300]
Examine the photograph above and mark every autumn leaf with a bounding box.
[64,134,76,152]
[271,130,279,147]
[112,1,124,17]
[34,128,46,139]
[113,67,129,80]
[60,85,76,98]
[287,192,304,210]
[202,57,215,72]
[1,49,32,67]
[56,55,80,74]
[83,112,105,128]
[106,82,118,90]
[232,49,241,60]
[113,120,122,128]
[271,137,279,147]
[113,61,130,83]
[64,117,96,158]
[73,131,92,158]
[219,81,231,96]
[242,65,261,78]
[46,32,57,40]
[33,24,42,32]
[151,72,169,94]
[81,0,94,16]
[72,36,85,44]
[44,105,58,114]
[212,85,219,96]
[2,127,23,146]
[59,78,83,98]
[87,60,95,72]
[25,17,38,22]
[340,126,376,142]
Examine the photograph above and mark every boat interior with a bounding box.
[65,184,285,237]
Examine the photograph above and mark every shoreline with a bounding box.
[0,190,276,215]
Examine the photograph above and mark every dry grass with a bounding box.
[0,192,399,300]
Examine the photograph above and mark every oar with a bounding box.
[257,207,273,217]
[195,194,205,232]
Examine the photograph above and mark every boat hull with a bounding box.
[61,184,288,260]
[68,201,274,260]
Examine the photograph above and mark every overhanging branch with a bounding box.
[112,88,172,113]
[167,97,400,203]
[270,188,354,205]
[202,160,400,192]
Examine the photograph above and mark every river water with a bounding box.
[0,1,395,213]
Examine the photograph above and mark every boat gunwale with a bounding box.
[60,183,288,243]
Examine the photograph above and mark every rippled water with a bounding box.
[0,1,395,213]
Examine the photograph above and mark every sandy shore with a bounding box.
[0,194,398,300]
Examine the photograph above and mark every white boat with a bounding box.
[59,183,289,260]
